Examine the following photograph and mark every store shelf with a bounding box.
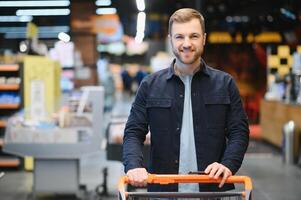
[0,104,19,109]
[0,157,20,167]
[0,84,20,91]
[0,63,21,169]
[0,64,19,72]
[0,120,6,128]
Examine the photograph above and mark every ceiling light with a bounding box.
[0,26,69,33]
[96,7,116,15]
[95,0,111,6]
[267,15,274,22]
[5,32,60,39]
[0,1,70,7]
[135,12,146,43]
[0,15,32,22]
[135,32,144,43]
[136,12,146,32]
[226,16,233,23]
[136,0,145,12]
[16,9,70,16]
[58,32,70,42]
[39,26,70,32]
[19,41,28,52]
[280,8,296,20]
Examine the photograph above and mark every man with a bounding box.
[123,8,249,192]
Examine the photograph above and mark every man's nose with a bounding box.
[182,37,192,48]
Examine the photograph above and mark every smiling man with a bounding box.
[123,8,249,192]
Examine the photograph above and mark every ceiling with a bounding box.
[0,0,300,42]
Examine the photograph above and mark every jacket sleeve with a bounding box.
[123,79,149,173]
[221,77,250,174]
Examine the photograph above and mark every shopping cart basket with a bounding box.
[118,174,252,200]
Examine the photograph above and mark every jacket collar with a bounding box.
[166,58,210,80]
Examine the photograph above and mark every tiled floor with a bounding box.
[1,94,301,200]
[240,153,301,200]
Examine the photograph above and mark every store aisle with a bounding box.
[1,95,301,200]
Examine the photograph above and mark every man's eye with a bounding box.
[191,35,199,39]
[175,36,183,40]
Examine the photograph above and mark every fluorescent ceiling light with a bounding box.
[0,26,69,33]
[0,27,27,33]
[39,26,70,32]
[280,8,296,20]
[58,32,70,42]
[0,15,32,22]
[96,7,116,15]
[4,33,26,38]
[136,0,145,12]
[16,9,70,16]
[136,12,146,32]
[95,0,111,6]
[0,1,70,7]
[135,32,144,43]
[135,12,146,43]
[5,32,60,39]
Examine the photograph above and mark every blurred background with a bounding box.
[0,0,301,199]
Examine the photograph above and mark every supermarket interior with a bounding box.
[0,0,301,200]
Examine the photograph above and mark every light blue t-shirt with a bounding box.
[178,75,199,192]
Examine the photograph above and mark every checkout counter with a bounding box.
[260,99,301,147]
[3,86,105,198]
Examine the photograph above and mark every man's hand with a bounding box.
[204,162,232,188]
[126,168,148,187]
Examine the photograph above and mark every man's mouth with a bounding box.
[180,49,194,54]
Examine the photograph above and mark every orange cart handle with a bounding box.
[118,173,252,191]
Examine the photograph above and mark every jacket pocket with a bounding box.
[146,98,172,132]
[203,95,230,128]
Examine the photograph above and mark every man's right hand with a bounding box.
[126,168,148,187]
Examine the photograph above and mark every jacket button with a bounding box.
[175,160,178,164]
[176,127,180,131]
[179,94,184,98]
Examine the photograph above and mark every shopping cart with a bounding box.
[118,174,252,200]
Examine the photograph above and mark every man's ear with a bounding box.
[203,33,207,45]
[168,34,172,43]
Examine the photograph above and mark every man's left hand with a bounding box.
[204,162,232,188]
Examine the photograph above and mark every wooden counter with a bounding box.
[260,99,301,147]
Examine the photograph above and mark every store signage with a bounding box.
[208,32,282,43]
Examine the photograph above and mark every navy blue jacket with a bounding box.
[123,59,249,192]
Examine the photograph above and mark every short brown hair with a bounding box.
[168,8,205,35]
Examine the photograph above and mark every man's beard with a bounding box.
[172,46,202,65]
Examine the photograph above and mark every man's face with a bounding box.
[170,18,206,66]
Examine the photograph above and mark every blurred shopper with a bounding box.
[121,64,148,95]
[123,8,249,192]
